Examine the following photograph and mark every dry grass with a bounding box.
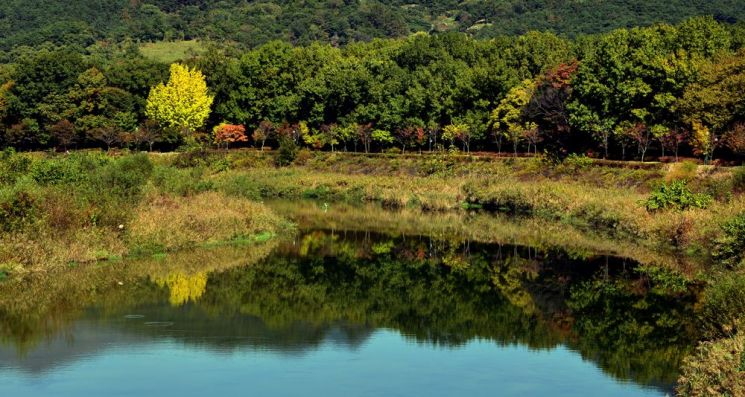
[0,191,289,273]
[127,191,290,252]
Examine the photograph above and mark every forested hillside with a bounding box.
[1,0,744,49]
[0,16,743,162]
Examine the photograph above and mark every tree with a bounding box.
[570,105,616,159]
[394,126,419,154]
[252,121,273,151]
[134,119,163,152]
[442,123,472,153]
[145,63,214,141]
[722,123,745,158]
[49,119,76,150]
[623,123,655,162]
[679,49,745,162]
[529,61,577,155]
[659,128,688,162]
[4,118,43,149]
[690,121,717,164]
[88,125,121,151]
[213,123,248,150]
[372,129,394,151]
[491,80,534,156]
[357,123,373,153]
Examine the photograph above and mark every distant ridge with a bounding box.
[0,0,743,49]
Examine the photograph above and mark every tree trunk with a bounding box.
[603,133,609,159]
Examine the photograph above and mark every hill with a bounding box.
[1,0,744,50]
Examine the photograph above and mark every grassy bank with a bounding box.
[194,150,744,266]
[0,150,292,274]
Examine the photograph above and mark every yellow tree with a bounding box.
[146,63,213,140]
[491,79,535,156]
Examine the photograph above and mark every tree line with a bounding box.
[0,17,744,162]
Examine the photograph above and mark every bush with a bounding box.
[152,166,212,197]
[0,150,31,185]
[645,180,712,211]
[94,153,153,201]
[173,147,211,168]
[702,177,734,202]
[276,139,298,166]
[713,213,745,269]
[218,174,261,200]
[734,166,745,192]
[677,333,745,397]
[561,153,593,173]
[293,148,313,166]
[0,188,37,231]
[699,273,745,337]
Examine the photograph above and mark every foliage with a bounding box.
[213,123,247,149]
[677,333,745,397]
[699,272,745,337]
[146,63,213,138]
[713,213,745,269]
[1,1,744,51]
[562,154,593,172]
[0,19,744,160]
[276,138,298,167]
[645,181,712,211]
[734,167,745,192]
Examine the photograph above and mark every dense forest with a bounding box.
[1,0,745,49]
[0,14,744,161]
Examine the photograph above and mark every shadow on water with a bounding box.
[0,200,702,394]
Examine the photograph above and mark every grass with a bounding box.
[139,40,206,63]
[0,150,292,273]
[202,151,743,269]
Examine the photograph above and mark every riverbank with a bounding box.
[0,150,293,274]
[3,149,742,274]
[206,150,743,267]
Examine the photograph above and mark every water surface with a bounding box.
[0,203,696,396]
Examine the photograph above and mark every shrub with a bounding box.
[699,273,745,337]
[94,153,153,201]
[713,213,745,269]
[276,139,298,166]
[30,159,68,184]
[0,150,31,185]
[702,177,734,202]
[173,147,211,168]
[677,333,745,397]
[561,153,593,172]
[645,180,712,211]
[152,166,212,197]
[293,148,313,166]
[0,189,37,231]
[734,166,745,192]
[218,174,261,200]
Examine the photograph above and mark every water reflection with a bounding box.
[0,223,697,395]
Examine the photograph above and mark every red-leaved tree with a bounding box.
[214,124,248,150]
